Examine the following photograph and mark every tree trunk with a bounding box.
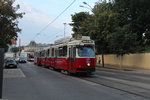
[102,51,105,67]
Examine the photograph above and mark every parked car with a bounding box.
[18,58,26,63]
[4,59,17,68]
[15,57,20,63]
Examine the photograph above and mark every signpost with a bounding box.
[0,48,4,99]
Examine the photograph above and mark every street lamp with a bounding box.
[83,1,87,4]
[79,5,92,10]
[83,2,93,10]
[80,2,94,13]
[80,2,97,27]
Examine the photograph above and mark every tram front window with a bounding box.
[78,46,95,57]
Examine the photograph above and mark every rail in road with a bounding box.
[80,76,150,99]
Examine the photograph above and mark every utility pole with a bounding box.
[63,23,66,39]
[0,48,4,99]
[19,39,21,56]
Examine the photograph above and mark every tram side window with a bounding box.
[34,52,37,57]
[40,52,42,57]
[35,53,36,57]
[58,46,67,57]
[55,49,58,57]
[44,51,46,57]
[41,51,45,57]
[35,52,37,57]
[73,47,76,57]
[52,48,54,57]
[48,49,50,57]
[39,52,42,57]
[63,46,67,57]
[46,49,50,57]
[69,48,71,58]
[59,47,63,57]
[41,51,43,57]
[38,52,39,57]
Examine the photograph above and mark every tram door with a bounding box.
[68,46,76,71]
[54,48,58,67]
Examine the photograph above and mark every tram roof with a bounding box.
[35,36,94,52]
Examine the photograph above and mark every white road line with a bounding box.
[27,62,32,64]
[3,68,26,78]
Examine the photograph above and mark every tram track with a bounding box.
[33,63,150,99]
[96,69,150,83]
[47,66,150,99]
[78,74,150,100]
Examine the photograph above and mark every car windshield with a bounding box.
[7,60,15,63]
[20,58,25,60]
[78,46,95,57]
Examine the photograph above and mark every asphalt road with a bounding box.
[2,62,150,100]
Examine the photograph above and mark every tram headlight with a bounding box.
[87,63,90,66]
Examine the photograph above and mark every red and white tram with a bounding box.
[34,36,96,74]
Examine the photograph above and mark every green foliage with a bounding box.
[112,0,150,54]
[115,0,150,41]
[92,2,119,54]
[71,0,150,55]
[144,46,150,52]
[0,0,24,51]
[70,12,91,36]
[109,24,138,55]
[10,47,19,53]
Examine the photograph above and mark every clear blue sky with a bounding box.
[15,0,100,46]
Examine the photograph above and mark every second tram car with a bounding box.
[34,36,96,74]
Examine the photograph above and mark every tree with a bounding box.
[114,0,150,52]
[71,1,118,67]
[105,0,150,67]
[0,0,24,51]
[90,1,118,67]
[109,24,138,55]
[70,12,91,36]
[143,29,150,46]
[95,0,150,55]
[71,0,150,67]
[10,47,19,53]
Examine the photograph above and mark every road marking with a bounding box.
[27,62,32,64]
[3,68,26,78]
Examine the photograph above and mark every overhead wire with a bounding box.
[42,25,72,43]
[32,0,76,40]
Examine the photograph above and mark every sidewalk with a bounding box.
[96,64,150,75]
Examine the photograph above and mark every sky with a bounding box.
[14,0,100,46]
